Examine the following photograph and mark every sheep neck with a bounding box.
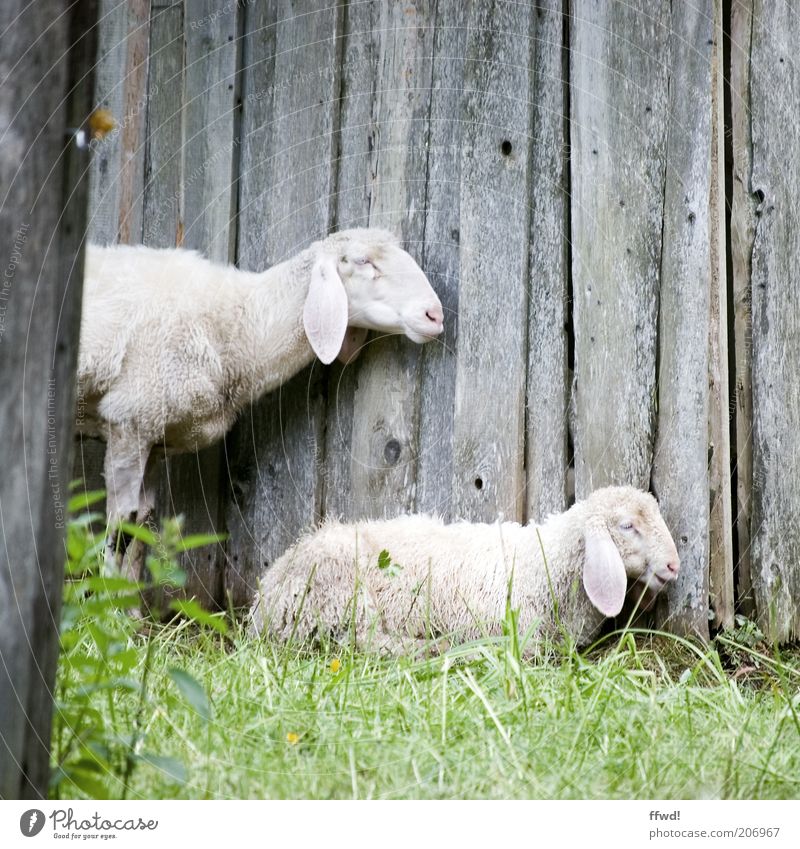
[229,251,317,409]
[530,499,615,643]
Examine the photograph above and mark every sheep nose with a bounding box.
[666,561,679,575]
[425,305,444,333]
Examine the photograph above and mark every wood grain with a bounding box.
[707,0,734,631]
[730,0,756,618]
[748,0,800,641]
[142,1,184,248]
[451,0,534,523]
[652,2,713,639]
[570,0,669,497]
[525,0,570,522]
[87,0,149,245]
[0,0,95,798]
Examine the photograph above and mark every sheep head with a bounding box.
[303,228,444,364]
[580,486,680,617]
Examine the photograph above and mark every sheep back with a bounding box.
[248,511,605,649]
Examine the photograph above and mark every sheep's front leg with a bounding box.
[120,450,163,591]
[104,436,151,582]
[137,450,160,529]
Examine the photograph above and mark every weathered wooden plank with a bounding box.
[224,0,342,607]
[730,0,756,618]
[652,2,712,640]
[451,0,534,523]
[147,0,239,608]
[414,1,467,517]
[0,0,96,798]
[570,1,669,497]
[324,0,435,521]
[707,0,734,631]
[182,0,239,259]
[87,0,149,245]
[317,0,378,521]
[142,2,184,247]
[86,0,128,244]
[525,0,569,522]
[748,0,800,641]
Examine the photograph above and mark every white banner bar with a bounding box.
[1,800,799,848]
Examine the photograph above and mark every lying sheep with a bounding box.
[76,228,444,566]
[248,486,680,652]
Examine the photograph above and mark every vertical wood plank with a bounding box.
[451,0,534,523]
[730,0,756,618]
[142,1,184,248]
[414,2,467,518]
[224,0,342,606]
[570,1,669,497]
[707,0,734,631]
[150,0,239,607]
[652,3,712,640]
[87,0,150,245]
[86,0,129,244]
[525,0,569,522]
[748,0,800,641]
[0,0,96,797]
[182,0,239,260]
[116,0,151,244]
[324,0,435,521]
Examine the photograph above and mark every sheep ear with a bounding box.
[303,254,349,364]
[336,327,368,364]
[582,520,627,617]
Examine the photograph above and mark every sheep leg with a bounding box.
[117,450,163,592]
[104,437,151,581]
[137,450,160,529]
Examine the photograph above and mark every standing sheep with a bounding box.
[76,228,444,566]
[248,486,680,652]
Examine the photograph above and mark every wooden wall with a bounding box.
[1,0,96,799]
[77,0,800,642]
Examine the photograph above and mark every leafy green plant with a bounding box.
[377,548,402,577]
[51,487,227,799]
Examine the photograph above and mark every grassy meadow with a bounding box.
[51,502,800,800]
[54,615,800,800]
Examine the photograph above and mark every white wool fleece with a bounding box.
[249,485,681,652]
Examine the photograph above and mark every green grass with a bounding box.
[63,621,800,800]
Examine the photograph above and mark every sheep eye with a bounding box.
[353,256,370,266]
[620,521,635,532]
